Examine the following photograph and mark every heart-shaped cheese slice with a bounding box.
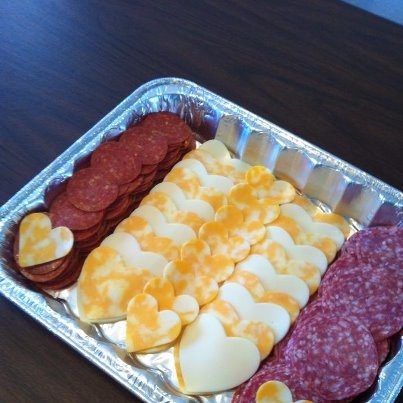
[215,204,266,245]
[245,166,296,204]
[164,260,218,306]
[199,221,250,263]
[126,293,181,353]
[131,205,196,245]
[101,232,167,277]
[181,238,234,283]
[77,246,152,322]
[255,380,293,403]
[177,313,260,394]
[18,212,74,267]
[200,299,274,360]
[149,183,215,221]
[115,216,179,261]
[266,226,327,274]
[280,203,345,249]
[236,254,310,308]
[229,183,281,225]
[143,277,199,325]
[219,282,291,343]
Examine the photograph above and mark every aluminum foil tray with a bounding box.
[0,77,402,402]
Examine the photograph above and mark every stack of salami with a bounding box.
[13,112,195,291]
[233,226,403,403]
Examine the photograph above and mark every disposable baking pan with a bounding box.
[0,77,402,402]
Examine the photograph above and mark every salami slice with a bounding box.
[49,192,104,230]
[321,267,402,341]
[283,314,378,400]
[342,226,403,268]
[376,338,390,365]
[66,167,119,212]
[91,141,142,185]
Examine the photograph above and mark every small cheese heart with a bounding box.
[181,238,234,283]
[199,221,250,263]
[143,277,199,325]
[245,165,296,204]
[164,260,219,306]
[126,293,181,353]
[177,313,260,394]
[255,380,293,403]
[229,183,280,225]
[77,246,152,322]
[18,212,74,267]
[215,204,266,245]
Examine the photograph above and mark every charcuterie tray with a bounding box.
[0,78,402,402]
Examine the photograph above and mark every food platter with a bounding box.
[0,77,402,402]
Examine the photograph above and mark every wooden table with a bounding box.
[1,1,402,402]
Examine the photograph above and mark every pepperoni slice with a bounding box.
[66,167,119,212]
[91,141,142,185]
[49,192,104,230]
[283,314,378,400]
[120,127,168,166]
[140,112,193,147]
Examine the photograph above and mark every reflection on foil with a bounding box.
[0,78,402,403]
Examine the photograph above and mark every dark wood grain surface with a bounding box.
[1,1,402,402]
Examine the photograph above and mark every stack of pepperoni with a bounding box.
[233,226,403,403]
[13,112,195,291]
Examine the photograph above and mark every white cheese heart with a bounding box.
[280,203,345,249]
[236,254,310,308]
[131,205,196,245]
[266,226,328,274]
[219,282,291,343]
[178,313,260,394]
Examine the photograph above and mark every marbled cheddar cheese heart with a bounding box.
[77,246,152,322]
[245,166,296,204]
[215,205,265,245]
[115,216,179,261]
[199,221,250,263]
[164,260,218,306]
[18,212,73,267]
[164,167,200,197]
[177,313,260,394]
[126,293,181,353]
[229,183,280,225]
[255,380,293,403]
[181,239,234,283]
[143,277,199,325]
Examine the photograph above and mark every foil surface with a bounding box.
[0,77,402,402]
